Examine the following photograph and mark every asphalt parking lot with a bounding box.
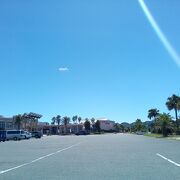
[0,134,180,180]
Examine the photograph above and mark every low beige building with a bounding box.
[97,118,115,131]
[37,122,83,135]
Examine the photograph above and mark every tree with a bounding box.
[166,94,180,132]
[178,101,180,111]
[72,115,78,124]
[155,113,172,137]
[22,113,29,130]
[72,115,78,133]
[147,109,160,133]
[51,117,56,125]
[31,118,38,131]
[133,119,145,132]
[84,120,91,132]
[95,120,101,133]
[90,118,96,132]
[56,115,61,134]
[78,117,82,124]
[178,101,180,119]
[27,112,42,131]
[114,123,120,132]
[148,108,159,120]
[14,114,23,130]
[119,124,125,132]
[91,118,95,124]
[63,116,70,134]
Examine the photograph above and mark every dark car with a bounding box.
[31,131,42,138]
[0,130,6,142]
[75,130,89,136]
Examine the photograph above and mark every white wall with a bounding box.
[99,120,115,131]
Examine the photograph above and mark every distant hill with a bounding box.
[121,122,131,128]
[121,120,154,128]
[144,120,154,127]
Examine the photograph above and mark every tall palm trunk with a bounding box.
[64,125,67,134]
[175,108,178,122]
[76,123,79,133]
[175,108,179,133]
[18,123,21,130]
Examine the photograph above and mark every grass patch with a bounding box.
[167,135,180,140]
[144,133,163,138]
[144,133,180,140]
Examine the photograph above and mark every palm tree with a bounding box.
[63,116,70,134]
[156,113,172,137]
[28,112,42,131]
[148,109,160,132]
[78,117,82,124]
[119,124,125,132]
[84,120,91,132]
[134,119,145,132]
[114,123,120,132]
[178,101,180,111]
[166,94,180,129]
[148,108,159,120]
[95,120,101,133]
[51,117,56,125]
[90,118,96,132]
[72,115,78,133]
[31,118,38,131]
[72,115,78,124]
[77,117,82,133]
[91,118,95,124]
[178,101,180,119]
[85,118,89,121]
[22,113,28,130]
[56,115,61,134]
[14,114,23,130]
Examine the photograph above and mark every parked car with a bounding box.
[0,130,6,142]
[136,131,145,135]
[75,130,89,136]
[24,131,32,139]
[6,130,27,141]
[31,131,42,138]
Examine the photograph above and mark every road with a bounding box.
[0,134,180,180]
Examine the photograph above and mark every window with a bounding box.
[7,130,20,134]
[6,122,13,129]
[0,122,5,130]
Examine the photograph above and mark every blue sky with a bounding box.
[0,0,179,123]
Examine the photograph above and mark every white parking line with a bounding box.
[0,142,81,175]
[156,153,180,167]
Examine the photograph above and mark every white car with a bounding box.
[6,130,26,140]
[24,131,32,139]
[136,131,145,135]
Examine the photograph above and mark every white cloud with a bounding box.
[58,67,69,72]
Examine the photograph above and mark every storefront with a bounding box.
[0,116,15,130]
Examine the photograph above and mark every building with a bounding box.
[97,118,115,131]
[0,114,40,131]
[37,122,50,134]
[0,115,16,130]
[37,122,83,135]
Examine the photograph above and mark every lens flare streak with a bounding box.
[138,0,180,68]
